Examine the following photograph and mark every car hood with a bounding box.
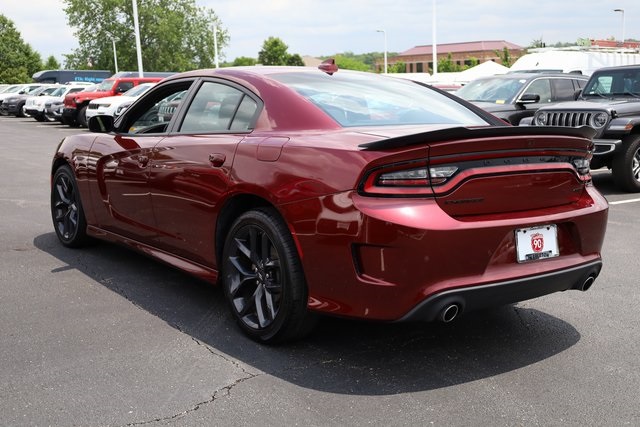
[91,95,137,106]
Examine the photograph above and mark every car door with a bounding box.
[147,80,260,267]
[89,81,195,243]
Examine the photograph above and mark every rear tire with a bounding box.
[51,165,91,248]
[612,135,640,193]
[221,208,316,344]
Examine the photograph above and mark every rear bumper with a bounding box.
[287,186,608,321]
[398,260,602,322]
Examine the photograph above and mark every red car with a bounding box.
[51,63,608,343]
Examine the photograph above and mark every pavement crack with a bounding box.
[118,339,259,427]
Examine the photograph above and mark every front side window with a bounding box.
[524,79,552,103]
[116,82,134,93]
[121,82,193,134]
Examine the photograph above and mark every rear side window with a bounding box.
[179,82,257,133]
[552,79,577,101]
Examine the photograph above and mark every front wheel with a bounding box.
[77,106,88,127]
[221,208,316,344]
[51,165,91,247]
[612,135,640,192]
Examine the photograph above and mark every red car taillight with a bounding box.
[361,160,458,196]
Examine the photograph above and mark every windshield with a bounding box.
[51,87,67,96]
[40,87,59,96]
[456,77,527,104]
[582,69,640,97]
[96,79,115,91]
[271,72,488,127]
[122,83,154,97]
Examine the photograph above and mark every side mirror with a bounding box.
[88,115,115,133]
[517,93,540,104]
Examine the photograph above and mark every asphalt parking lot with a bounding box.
[1,116,639,426]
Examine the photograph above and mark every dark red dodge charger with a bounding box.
[51,63,608,343]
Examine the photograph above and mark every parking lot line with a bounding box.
[609,198,640,205]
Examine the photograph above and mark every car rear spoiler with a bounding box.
[358,126,597,151]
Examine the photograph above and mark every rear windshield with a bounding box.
[271,72,488,127]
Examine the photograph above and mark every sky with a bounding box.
[1,0,637,64]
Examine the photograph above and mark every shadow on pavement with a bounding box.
[35,232,580,395]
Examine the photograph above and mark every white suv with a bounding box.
[85,82,156,121]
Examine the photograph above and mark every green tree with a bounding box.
[0,15,43,83]
[438,53,462,72]
[286,53,305,66]
[258,37,290,65]
[494,47,513,67]
[387,61,406,73]
[44,55,61,70]
[231,56,257,66]
[257,37,304,66]
[62,0,227,72]
[334,55,370,71]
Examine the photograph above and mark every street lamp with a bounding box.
[212,25,219,69]
[432,0,437,75]
[614,8,625,44]
[132,0,144,77]
[376,29,387,73]
[109,36,119,74]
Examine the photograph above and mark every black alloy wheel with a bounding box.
[51,165,90,247]
[222,208,316,344]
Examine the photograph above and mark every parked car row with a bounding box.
[0,83,55,117]
[0,77,162,126]
[61,75,168,127]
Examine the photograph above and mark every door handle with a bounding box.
[209,153,226,167]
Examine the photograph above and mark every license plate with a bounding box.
[515,225,559,263]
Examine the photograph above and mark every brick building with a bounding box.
[382,40,524,74]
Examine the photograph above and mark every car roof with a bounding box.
[474,73,588,81]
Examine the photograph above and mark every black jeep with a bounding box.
[522,65,640,192]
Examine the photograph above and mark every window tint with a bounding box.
[274,72,487,127]
[125,84,192,134]
[552,79,576,101]
[179,82,257,133]
[116,82,134,93]
[524,79,552,103]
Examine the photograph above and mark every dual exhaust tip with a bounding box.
[436,273,598,323]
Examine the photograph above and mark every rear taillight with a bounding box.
[361,161,458,196]
[572,152,592,176]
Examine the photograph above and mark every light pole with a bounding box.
[376,29,387,73]
[614,8,625,44]
[110,36,119,74]
[432,0,437,75]
[132,0,144,77]
[212,25,219,68]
